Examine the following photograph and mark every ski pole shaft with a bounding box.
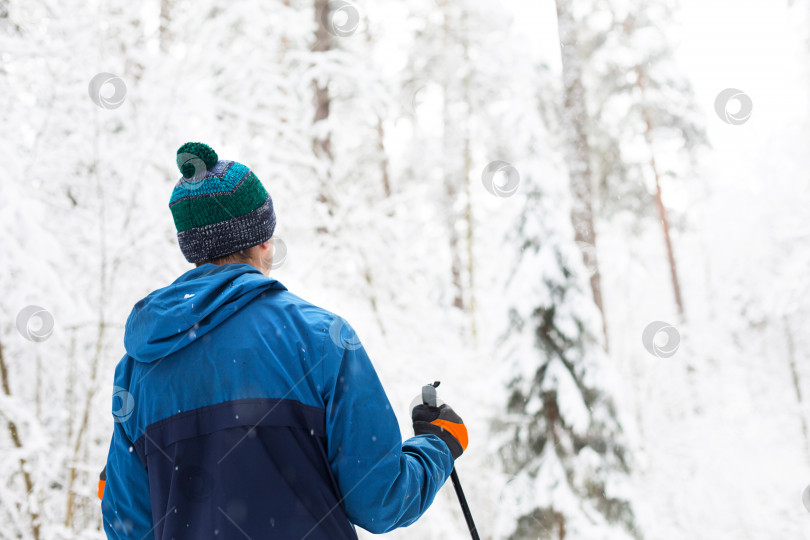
[450,468,480,540]
[421,382,480,540]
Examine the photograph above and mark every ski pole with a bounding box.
[421,382,481,540]
[449,469,480,540]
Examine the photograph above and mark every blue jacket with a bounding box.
[101,263,454,539]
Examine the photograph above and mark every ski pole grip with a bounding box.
[421,381,440,407]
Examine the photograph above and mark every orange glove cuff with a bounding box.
[432,419,468,452]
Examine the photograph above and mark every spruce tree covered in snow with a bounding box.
[497,171,640,540]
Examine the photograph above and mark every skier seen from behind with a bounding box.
[99,142,468,539]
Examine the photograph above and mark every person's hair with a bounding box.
[196,248,254,267]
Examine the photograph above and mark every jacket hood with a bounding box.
[124,263,286,363]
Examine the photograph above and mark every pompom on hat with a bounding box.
[169,142,276,263]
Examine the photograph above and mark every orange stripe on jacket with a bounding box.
[432,419,468,452]
[98,480,105,501]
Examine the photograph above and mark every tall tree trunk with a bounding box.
[460,10,477,344]
[158,0,172,52]
[444,173,464,311]
[364,265,387,337]
[440,1,464,311]
[312,6,332,162]
[370,119,392,331]
[376,116,392,201]
[369,119,390,337]
[312,0,334,234]
[651,161,684,316]
[784,315,810,464]
[634,65,685,318]
[463,133,477,343]
[554,0,608,345]
[0,340,41,540]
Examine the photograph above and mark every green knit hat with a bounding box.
[168,142,276,263]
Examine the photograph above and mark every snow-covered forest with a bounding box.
[2,0,810,538]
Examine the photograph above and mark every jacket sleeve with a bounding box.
[101,416,153,538]
[321,317,455,533]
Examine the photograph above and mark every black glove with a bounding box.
[412,399,468,460]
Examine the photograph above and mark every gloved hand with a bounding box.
[412,383,468,459]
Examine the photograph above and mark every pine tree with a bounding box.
[497,171,640,540]
[587,0,707,318]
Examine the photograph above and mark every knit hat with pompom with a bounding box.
[168,142,276,263]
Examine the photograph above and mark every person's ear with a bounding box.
[260,239,274,276]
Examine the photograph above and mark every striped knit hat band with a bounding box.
[169,142,276,263]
